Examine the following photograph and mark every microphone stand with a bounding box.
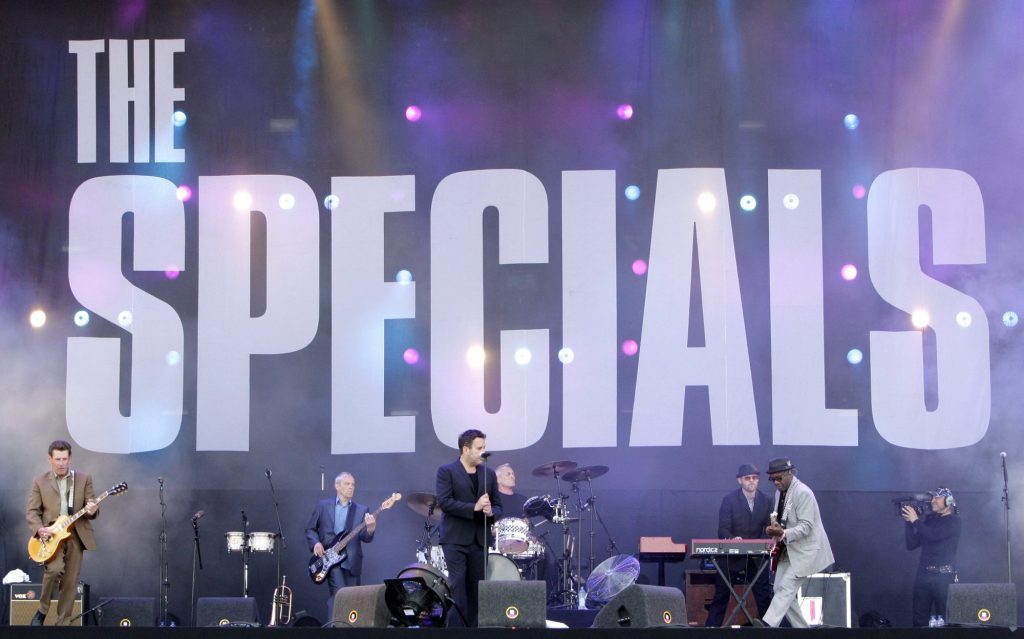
[1002,455,1012,583]
[157,478,170,626]
[482,454,490,558]
[69,598,111,625]
[241,509,251,597]
[266,470,287,586]
[190,514,204,627]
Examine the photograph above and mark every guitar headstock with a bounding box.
[381,492,402,509]
[108,482,128,497]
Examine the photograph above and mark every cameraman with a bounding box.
[901,487,961,627]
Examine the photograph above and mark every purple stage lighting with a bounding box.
[632,259,648,276]
[405,105,422,122]
[621,339,639,356]
[176,185,192,202]
[852,184,866,199]
[843,113,860,130]
[840,264,858,281]
[403,348,420,365]
[616,104,634,120]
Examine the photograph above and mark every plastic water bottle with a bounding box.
[929,615,938,627]
[937,615,945,627]
[578,586,588,610]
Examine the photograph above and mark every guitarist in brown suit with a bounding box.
[25,440,98,626]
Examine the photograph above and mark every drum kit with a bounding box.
[404,460,621,609]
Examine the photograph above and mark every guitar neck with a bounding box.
[331,505,386,551]
[64,490,110,526]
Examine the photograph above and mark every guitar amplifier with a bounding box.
[9,582,89,626]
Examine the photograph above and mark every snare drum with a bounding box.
[415,545,449,577]
[485,552,521,581]
[523,495,556,521]
[225,531,246,553]
[494,517,531,554]
[248,532,276,553]
[505,535,545,562]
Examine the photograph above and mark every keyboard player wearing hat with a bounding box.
[704,463,774,626]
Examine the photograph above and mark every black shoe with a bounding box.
[30,610,46,626]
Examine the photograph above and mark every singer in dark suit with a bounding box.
[305,472,376,621]
[25,440,99,626]
[436,429,502,627]
[705,464,773,626]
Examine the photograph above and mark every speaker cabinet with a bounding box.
[591,584,687,628]
[947,583,1018,627]
[332,584,391,628]
[9,582,88,626]
[98,597,157,627]
[196,596,259,627]
[478,580,546,628]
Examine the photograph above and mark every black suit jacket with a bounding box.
[717,488,772,539]
[436,460,503,546]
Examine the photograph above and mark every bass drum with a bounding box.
[485,552,521,581]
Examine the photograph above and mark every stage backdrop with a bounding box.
[1,0,1022,627]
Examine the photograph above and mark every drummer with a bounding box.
[495,464,528,521]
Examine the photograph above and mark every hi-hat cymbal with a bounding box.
[406,492,441,521]
[531,460,578,478]
[562,465,609,483]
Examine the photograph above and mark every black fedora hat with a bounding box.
[767,458,795,474]
[736,464,759,477]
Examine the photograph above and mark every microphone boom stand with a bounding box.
[190,515,204,627]
[1002,454,1012,583]
[266,470,287,586]
[157,478,170,626]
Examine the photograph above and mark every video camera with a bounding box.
[892,494,933,517]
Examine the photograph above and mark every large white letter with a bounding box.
[67,176,185,453]
[431,170,550,451]
[69,40,104,163]
[630,168,758,446]
[153,39,185,163]
[331,176,416,453]
[196,176,320,450]
[868,169,989,449]
[561,171,617,447]
[108,40,150,163]
[768,170,858,445]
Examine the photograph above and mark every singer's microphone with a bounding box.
[241,509,248,522]
[192,510,205,522]
[1001,452,1008,459]
[158,476,164,485]
[265,468,272,478]
[1002,452,1009,484]
[481,452,492,459]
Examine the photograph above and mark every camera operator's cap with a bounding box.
[929,487,954,500]
[767,458,795,474]
[736,464,759,477]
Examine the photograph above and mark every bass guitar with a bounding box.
[768,512,786,572]
[309,493,401,584]
[27,481,128,564]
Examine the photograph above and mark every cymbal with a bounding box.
[562,465,609,482]
[406,492,441,521]
[531,460,578,478]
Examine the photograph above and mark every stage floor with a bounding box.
[0,627,1018,638]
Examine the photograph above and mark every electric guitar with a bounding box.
[27,481,128,564]
[768,512,786,572]
[308,493,401,584]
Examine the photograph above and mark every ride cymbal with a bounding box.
[531,460,578,478]
[562,465,609,482]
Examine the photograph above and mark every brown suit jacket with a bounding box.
[26,470,99,550]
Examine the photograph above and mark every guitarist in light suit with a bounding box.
[304,472,376,621]
[436,429,503,627]
[25,440,98,626]
[757,457,834,628]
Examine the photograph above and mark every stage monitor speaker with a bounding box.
[591,584,687,628]
[946,583,1018,627]
[478,580,546,628]
[98,597,157,627]
[196,596,259,627]
[9,582,88,626]
[332,584,391,628]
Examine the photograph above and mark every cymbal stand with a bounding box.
[554,498,577,607]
